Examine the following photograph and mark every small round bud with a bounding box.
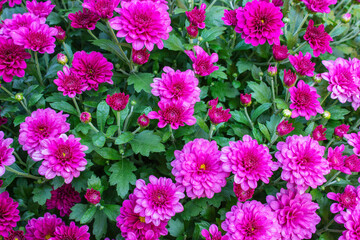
[336,177,341,182]
[240,93,252,107]
[341,13,351,23]
[198,36,203,42]
[137,114,150,128]
[313,73,322,83]
[177,27,182,32]
[131,100,137,106]
[119,149,125,155]
[320,186,325,191]
[259,72,264,77]
[80,112,92,124]
[57,53,68,65]
[115,63,121,69]
[282,109,292,118]
[153,70,158,75]
[322,111,331,119]
[14,93,23,102]
[232,73,238,78]
[267,65,277,77]
[283,17,290,23]
[54,26,66,43]
[99,205,104,210]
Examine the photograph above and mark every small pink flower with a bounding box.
[327,185,359,213]
[260,0,284,6]
[57,53,68,65]
[209,107,231,125]
[222,9,237,26]
[276,120,294,136]
[208,97,218,108]
[240,93,251,106]
[302,0,337,13]
[54,66,87,98]
[106,92,129,111]
[345,132,360,156]
[201,224,229,240]
[132,48,150,65]
[289,51,315,77]
[0,131,15,177]
[186,4,206,29]
[54,26,66,42]
[80,112,92,124]
[186,24,198,38]
[312,125,327,141]
[137,114,150,128]
[26,0,55,19]
[334,124,350,139]
[82,0,120,19]
[51,222,90,240]
[85,188,101,205]
[268,65,277,76]
[185,46,219,76]
[283,69,297,87]
[46,184,81,217]
[68,8,100,30]
[273,44,289,61]
[342,13,351,23]
[304,19,333,57]
[327,145,351,174]
[344,155,360,172]
[233,183,254,202]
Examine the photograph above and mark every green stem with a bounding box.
[293,12,309,36]
[268,134,279,148]
[34,52,44,86]
[271,77,277,112]
[321,92,331,105]
[209,124,216,140]
[323,171,341,187]
[89,123,100,133]
[333,0,348,12]
[0,86,31,114]
[105,20,130,65]
[62,42,72,63]
[5,166,41,180]
[13,151,26,167]
[207,0,217,11]
[72,97,81,116]
[203,111,209,122]
[117,111,121,136]
[87,30,98,40]
[325,138,335,150]
[244,107,254,130]
[293,42,306,53]
[123,106,134,132]
[132,127,141,134]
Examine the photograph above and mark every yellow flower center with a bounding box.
[200,164,206,170]
[139,216,146,223]
[45,235,52,240]
[261,19,265,23]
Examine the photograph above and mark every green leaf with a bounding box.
[247,81,272,104]
[96,101,109,132]
[28,93,43,107]
[304,122,315,136]
[327,105,350,120]
[32,185,52,205]
[168,219,184,237]
[105,125,118,138]
[103,204,120,221]
[88,175,102,191]
[50,101,78,115]
[195,115,209,133]
[95,148,121,160]
[80,205,96,224]
[13,115,26,127]
[130,130,165,156]
[236,58,252,74]
[91,39,127,61]
[201,27,226,42]
[115,131,134,145]
[251,103,272,121]
[182,198,207,221]
[258,123,271,142]
[93,210,107,240]
[274,98,289,110]
[252,128,263,142]
[231,110,250,126]
[70,204,88,221]
[164,34,184,51]
[127,73,154,93]
[92,132,106,148]
[210,81,238,101]
[109,159,137,198]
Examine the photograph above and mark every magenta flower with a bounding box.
[235,0,284,46]
[260,0,284,6]
[1,13,45,38]
[51,222,90,240]
[0,191,20,237]
[335,207,360,239]
[345,132,360,156]
[327,145,351,174]
[233,183,254,202]
[289,80,324,120]
[10,21,58,54]
[267,65,277,76]
[0,131,15,177]
[222,9,238,26]
[275,135,330,193]
[240,93,251,106]
[334,124,350,139]
[85,189,101,205]
[344,155,360,172]
[57,53,68,65]
[185,46,219,76]
[54,26,66,42]
[283,69,297,87]
[109,1,172,51]
[312,125,327,141]
[25,212,65,240]
[38,134,88,183]
[116,194,168,239]
[72,51,114,91]
[26,0,55,19]
[46,184,81,217]
[209,107,232,125]
[19,108,70,161]
[54,66,87,98]
[3,0,21,7]
[133,175,185,226]
[221,200,281,240]
[172,139,229,199]
[132,48,150,65]
[137,114,150,128]
[289,51,315,77]
[68,9,100,30]
[272,44,289,61]
[302,0,337,13]
[0,37,31,83]
[186,4,206,29]
[80,112,91,124]
[5,230,25,240]
[208,97,219,108]
[148,100,196,129]
[82,0,120,19]
[276,120,294,136]
[304,19,333,57]
[151,67,200,106]
[201,224,229,240]
[266,188,320,240]
[186,24,198,38]
[220,135,278,190]
[106,92,129,111]
[327,185,359,213]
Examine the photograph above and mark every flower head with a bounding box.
[109,1,172,51]
[133,175,185,226]
[4,230,25,240]
[201,224,229,240]
[312,125,327,141]
[275,135,330,193]
[138,114,150,128]
[335,206,360,239]
[0,131,15,177]
[345,132,360,156]
[68,8,100,30]
[132,48,150,65]
[260,0,284,6]
[209,107,232,125]
[289,51,315,77]
[26,0,55,19]
[302,0,337,13]
[185,45,219,76]
[233,183,254,202]
[85,188,101,205]
[46,184,81,217]
[276,120,294,136]
[341,13,351,23]
[82,0,120,19]
[344,155,360,172]
[283,69,297,87]
[334,124,350,139]
[54,66,87,98]
[327,145,351,174]
[186,4,206,29]
[25,212,65,240]
[3,0,22,7]
[289,80,324,120]
[186,24,198,38]
[268,65,277,76]
[1,13,45,38]
[208,97,218,108]
[272,44,289,61]
[106,92,129,111]
[327,185,359,213]
[51,222,90,240]
[266,188,321,240]
[54,26,66,42]
[235,0,284,46]
[0,191,20,237]
[221,135,278,191]
[304,19,333,57]
[57,53,68,65]
[240,93,251,107]
[222,9,237,26]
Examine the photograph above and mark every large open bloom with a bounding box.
[202,224,229,240]
[222,9,238,26]
[151,67,200,106]
[275,135,330,193]
[186,4,206,29]
[266,188,320,240]
[302,0,337,13]
[304,19,333,57]
[335,206,360,239]
[222,200,281,239]
[172,139,229,199]
[289,51,315,77]
[51,222,90,240]
[327,145,351,174]
[25,212,65,240]
[54,66,87,98]
[235,0,284,46]
[0,131,15,177]
[109,1,172,51]
[82,0,120,19]
[46,184,81,217]
[345,132,360,156]
[220,135,278,190]
[68,8,100,30]
[0,192,20,237]
[133,175,185,226]
[26,0,55,19]
[19,108,70,161]
[106,92,129,111]
[327,185,359,213]
[0,13,45,38]
[185,46,219,76]
[289,80,324,120]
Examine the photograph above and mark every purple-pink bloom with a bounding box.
[106,92,129,111]
[302,0,337,13]
[283,69,297,87]
[273,44,289,61]
[275,135,330,194]
[185,46,219,76]
[82,0,120,19]
[221,200,281,240]
[84,188,101,205]
[0,191,20,237]
[289,80,324,120]
[46,184,81,217]
[109,1,172,51]
[222,9,238,26]
[344,155,360,172]
[80,112,91,124]
[240,93,251,107]
[137,114,150,128]
[335,206,360,239]
[208,107,232,125]
[151,67,200,106]
[0,13,45,38]
[51,222,90,240]
[312,125,327,141]
[334,124,350,139]
[327,185,359,213]
[19,108,70,161]
[289,51,315,77]
[235,0,284,46]
[186,24,198,38]
[172,138,229,199]
[26,0,55,19]
[345,132,360,156]
[133,175,185,226]
[201,224,229,240]
[220,135,278,191]
[0,131,15,177]
[276,120,294,136]
[208,97,219,108]
[233,183,254,202]
[132,48,150,65]
[68,8,100,30]
[25,212,65,240]
[3,0,21,7]
[4,230,25,240]
[327,145,351,174]
[304,19,333,57]
[186,4,206,29]
[266,188,321,240]
[54,66,87,98]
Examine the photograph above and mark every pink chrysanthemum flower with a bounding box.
[235,0,284,46]
[185,45,219,76]
[334,124,350,139]
[68,9,100,30]
[1,13,45,38]
[0,131,15,177]
[327,185,359,213]
[208,97,219,108]
[85,188,101,205]
[109,1,172,51]
[10,21,58,54]
[277,120,294,136]
[240,93,251,107]
[137,114,150,128]
[222,9,238,26]
[283,69,297,87]
[202,224,229,240]
[304,19,333,57]
[3,0,22,7]
[260,0,284,7]
[106,92,129,111]
[148,100,196,129]
[302,0,337,13]
[327,145,351,174]
[345,132,360,156]
[82,0,120,19]
[127,231,155,240]
[289,80,324,120]
[51,222,90,240]
[172,139,229,199]
[54,66,87,98]
[335,206,360,239]
[37,134,88,184]
[275,135,330,193]
[222,200,281,240]
[133,175,185,226]
[151,67,200,106]
[266,188,320,240]
[186,24,198,38]
[132,48,150,65]
[209,107,232,125]
[220,135,278,190]
[54,26,66,42]
[72,51,114,91]
[289,51,315,77]
[25,212,65,240]
[19,108,70,161]
[46,184,81,217]
[233,183,254,202]
[0,191,20,237]
[186,4,206,29]
[26,0,55,19]
[80,112,91,124]
[5,230,25,240]
[273,44,289,61]
[312,125,327,141]
[344,155,360,172]
[116,194,168,240]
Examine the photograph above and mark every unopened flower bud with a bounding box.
[341,13,351,23]
[283,69,297,87]
[282,109,292,118]
[132,49,150,65]
[54,26,66,42]
[198,36,203,42]
[322,111,331,119]
[283,17,290,23]
[268,65,277,77]
[131,100,137,106]
[334,124,350,139]
[137,114,150,128]
[15,93,23,102]
[80,112,91,123]
[313,73,322,83]
[240,93,252,107]
[57,53,68,65]
[186,24,198,38]
[85,188,101,205]
[208,97,218,109]
[259,72,264,77]
[232,73,238,78]
[336,177,341,182]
